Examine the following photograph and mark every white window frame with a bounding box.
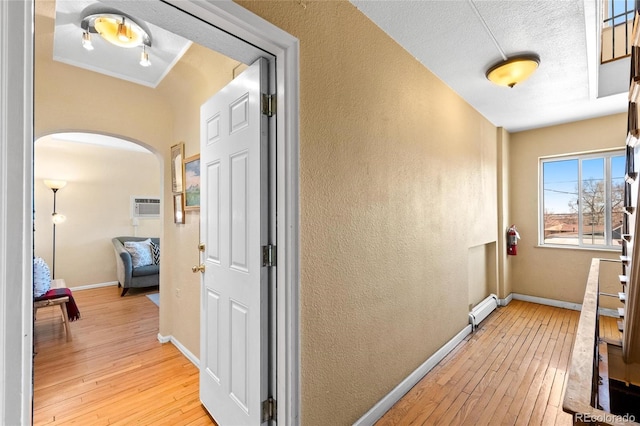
[539,149,625,250]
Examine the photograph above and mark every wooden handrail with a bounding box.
[563,258,640,425]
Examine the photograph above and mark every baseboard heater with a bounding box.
[469,294,498,330]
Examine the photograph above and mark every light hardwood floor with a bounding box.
[376,300,621,426]
[33,286,216,425]
[35,289,620,426]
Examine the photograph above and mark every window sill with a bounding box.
[536,244,622,253]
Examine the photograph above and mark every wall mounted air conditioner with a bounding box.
[131,196,161,218]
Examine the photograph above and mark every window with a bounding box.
[601,0,635,62]
[540,150,625,249]
[604,0,635,27]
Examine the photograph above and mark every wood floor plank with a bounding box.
[513,343,558,422]
[537,313,569,412]
[473,369,517,425]
[33,286,217,426]
[376,300,582,426]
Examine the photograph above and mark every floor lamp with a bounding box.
[43,179,67,279]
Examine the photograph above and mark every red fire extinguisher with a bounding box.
[507,225,519,256]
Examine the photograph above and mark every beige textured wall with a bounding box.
[497,128,512,298]
[510,114,626,305]
[35,0,237,353]
[239,1,498,423]
[468,242,498,309]
[155,43,240,354]
[34,139,160,287]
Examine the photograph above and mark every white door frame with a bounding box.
[0,1,300,424]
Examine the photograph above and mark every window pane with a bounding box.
[581,158,605,246]
[543,159,578,245]
[612,155,625,247]
[608,0,633,25]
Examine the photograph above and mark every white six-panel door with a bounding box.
[199,58,270,425]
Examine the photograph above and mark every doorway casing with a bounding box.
[0,1,300,424]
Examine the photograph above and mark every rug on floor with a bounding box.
[146,292,160,307]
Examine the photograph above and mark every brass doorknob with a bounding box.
[192,264,205,273]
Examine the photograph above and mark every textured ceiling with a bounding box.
[351,0,628,132]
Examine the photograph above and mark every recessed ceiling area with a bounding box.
[53,0,192,88]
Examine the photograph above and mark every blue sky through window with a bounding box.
[543,159,578,214]
[543,155,625,214]
[608,0,634,26]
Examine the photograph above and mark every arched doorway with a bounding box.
[34,132,162,293]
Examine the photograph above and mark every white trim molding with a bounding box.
[512,293,582,311]
[158,334,200,367]
[0,0,34,424]
[509,293,619,318]
[69,281,119,291]
[157,333,171,344]
[498,293,513,306]
[354,325,473,425]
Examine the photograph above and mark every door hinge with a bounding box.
[262,397,277,422]
[261,94,276,117]
[262,244,276,267]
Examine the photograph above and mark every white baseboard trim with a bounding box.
[157,333,171,344]
[498,293,513,306]
[512,293,582,311]
[353,324,473,426]
[69,281,119,291]
[157,333,200,367]
[510,293,619,318]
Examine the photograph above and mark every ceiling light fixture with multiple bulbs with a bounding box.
[468,0,540,88]
[81,12,152,67]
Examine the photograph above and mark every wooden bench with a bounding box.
[34,279,72,342]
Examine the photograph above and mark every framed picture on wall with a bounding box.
[173,193,185,224]
[184,154,200,211]
[170,142,185,193]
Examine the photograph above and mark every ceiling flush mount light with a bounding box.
[468,0,540,88]
[486,55,540,88]
[81,12,152,67]
[83,13,149,48]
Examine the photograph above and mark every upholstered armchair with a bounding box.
[112,236,160,296]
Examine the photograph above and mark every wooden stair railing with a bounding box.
[563,258,640,425]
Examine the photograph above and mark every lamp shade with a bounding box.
[44,179,67,190]
[486,54,540,88]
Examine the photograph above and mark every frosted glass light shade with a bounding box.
[486,55,540,88]
[52,213,66,224]
[44,179,67,190]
